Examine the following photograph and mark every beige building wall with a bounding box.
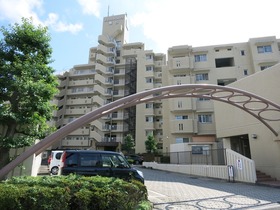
[214,64,280,180]
[54,14,166,153]
[162,36,280,153]
[135,51,166,153]
[52,13,280,174]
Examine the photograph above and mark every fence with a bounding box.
[156,149,227,165]
[144,149,257,183]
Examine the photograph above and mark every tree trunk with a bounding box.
[0,147,10,180]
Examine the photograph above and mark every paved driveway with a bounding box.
[139,167,280,210]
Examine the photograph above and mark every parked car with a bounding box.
[48,150,63,175]
[58,150,144,183]
[125,154,144,165]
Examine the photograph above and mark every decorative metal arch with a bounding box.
[1,84,280,179]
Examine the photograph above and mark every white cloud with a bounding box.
[0,0,43,24]
[130,0,280,53]
[77,0,100,17]
[0,0,83,34]
[45,13,83,34]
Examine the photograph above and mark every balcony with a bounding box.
[95,64,114,76]
[102,137,122,142]
[69,128,90,135]
[170,98,194,111]
[92,95,105,106]
[69,79,95,86]
[69,68,96,77]
[96,54,115,65]
[102,124,128,132]
[197,122,216,135]
[170,119,197,134]
[66,98,92,105]
[58,79,68,88]
[67,87,95,95]
[97,44,116,56]
[95,74,114,85]
[196,100,214,112]
[61,140,91,147]
[98,35,116,47]
[65,108,91,115]
[154,121,163,129]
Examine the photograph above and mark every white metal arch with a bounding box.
[1,84,280,179]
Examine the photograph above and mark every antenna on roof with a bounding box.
[107,5,110,16]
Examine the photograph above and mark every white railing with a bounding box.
[226,149,257,183]
[143,149,257,183]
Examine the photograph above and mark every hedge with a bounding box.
[0,175,151,210]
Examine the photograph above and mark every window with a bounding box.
[146,103,153,108]
[215,57,235,68]
[176,138,190,143]
[179,123,183,130]
[177,80,181,85]
[198,114,212,123]
[146,66,153,71]
[176,60,181,67]
[195,54,207,62]
[102,154,128,168]
[116,41,122,49]
[146,78,153,83]
[241,50,245,56]
[145,130,153,136]
[80,154,101,167]
[195,73,208,81]
[257,45,272,53]
[146,116,153,122]
[175,115,188,120]
[65,153,78,167]
[198,97,210,101]
[192,145,210,155]
[243,69,248,75]
[177,101,183,108]
[146,54,153,60]
[260,65,272,70]
[174,74,186,77]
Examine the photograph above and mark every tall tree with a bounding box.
[145,135,157,153]
[122,134,135,154]
[0,18,58,169]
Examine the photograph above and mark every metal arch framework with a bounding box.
[1,84,280,179]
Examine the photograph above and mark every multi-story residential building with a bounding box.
[53,14,166,152]
[162,37,280,153]
[53,13,280,156]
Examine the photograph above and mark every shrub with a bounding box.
[0,175,148,210]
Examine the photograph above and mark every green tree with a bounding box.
[0,18,58,169]
[122,134,135,154]
[145,135,157,153]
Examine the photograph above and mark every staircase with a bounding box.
[256,170,280,188]
[256,170,276,182]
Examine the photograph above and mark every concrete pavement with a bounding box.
[139,167,280,210]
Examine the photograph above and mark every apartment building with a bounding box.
[53,13,280,156]
[54,14,166,152]
[162,36,280,153]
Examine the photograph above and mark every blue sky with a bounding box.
[0,0,279,74]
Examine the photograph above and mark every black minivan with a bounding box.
[59,150,144,183]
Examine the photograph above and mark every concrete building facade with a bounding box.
[162,36,280,154]
[214,63,280,180]
[53,14,166,152]
[53,14,280,182]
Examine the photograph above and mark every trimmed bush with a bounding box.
[0,175,149,210]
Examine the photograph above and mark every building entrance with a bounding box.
[230,134,251,159]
